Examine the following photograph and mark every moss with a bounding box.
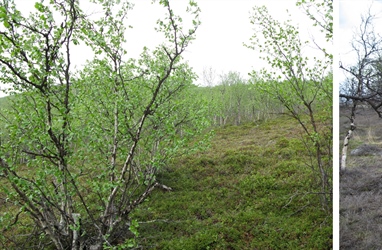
[131,115,332,249]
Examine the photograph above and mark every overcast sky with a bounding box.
[339,0,382,83]
[77,0,327,85]
[0,0,328,97]
[107,0,327,85]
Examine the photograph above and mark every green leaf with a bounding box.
[34,2,45,12]
[3,20,10,28]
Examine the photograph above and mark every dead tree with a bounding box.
[339,9,382,171]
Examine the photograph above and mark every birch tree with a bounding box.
[245,0,333,211]
[339,9,382,171]
[0,0,206,249]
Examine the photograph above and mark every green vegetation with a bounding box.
[194,71,285,126]
[245,0,333,211]
[0,90,332,249]
[0,0,332,249]
[132,115,332,249]
[0,0,206,248]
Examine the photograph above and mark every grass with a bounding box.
[340,107,382,249]
[131,115,332,249]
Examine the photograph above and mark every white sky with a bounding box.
[339,0,382,83]
[77,0,328,85]
[112,0,328,85]
[0,0,327,97]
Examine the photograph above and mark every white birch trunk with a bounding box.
[341,122,356,171]
[71,213,81,250]
[341,104,357,172]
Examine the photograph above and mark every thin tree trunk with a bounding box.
[341,103,357,172]
[71,213,81,250]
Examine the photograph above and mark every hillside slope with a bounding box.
[132,115,332,249]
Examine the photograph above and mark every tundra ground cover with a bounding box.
[132,115,332,249]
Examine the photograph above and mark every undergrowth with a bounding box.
[132,115,332,249]
[0,114,332,249]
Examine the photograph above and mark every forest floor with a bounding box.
[340,106,382,249]
[132,114,332,249]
